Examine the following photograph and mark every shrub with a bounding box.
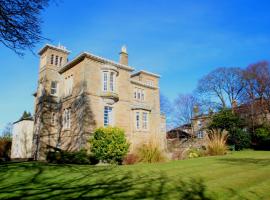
[207,129,228,156]
[122,153,139,165]
[136,136,166,163]
[254,125,270,150]
[0,137,12,162]
[46,149,91,164]
[227,128,251,150]
[89,127,130,164]
[208,109,250,150]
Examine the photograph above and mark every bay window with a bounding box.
[102,71,116,92]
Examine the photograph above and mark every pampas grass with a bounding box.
[207,129,228,156]
[136,135,166,163]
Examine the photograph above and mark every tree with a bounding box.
[173,93,198,125]
[1,123,13,139]
[208,109,250,150]
[242,61,270,125]
[197,67,244,108]
[0,0,49,55]
[20,111,32,120]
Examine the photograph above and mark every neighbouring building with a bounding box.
[32,44,166,160]
[11,117,34,159]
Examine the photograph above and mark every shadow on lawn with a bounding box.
[0,162,212,200]
[218,157,270,166]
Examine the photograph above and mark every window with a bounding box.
[64,75,73,96]
[102,71,116,92]
[103,72,108,91]
[55,55,58,66]
[136,112,140,129]
[197,120,202,128]
[146,80,154,86]
[50,54,54,64]
[50,81,58,96]
[142,112,148,129]
[141,90,145,101]
[59,57,62,66]
[51,112,57,125]
[134,88,145,101]
[104,106,113,126]
[197,131,204,139]
[110,72,114,91]
[63,108,71,129]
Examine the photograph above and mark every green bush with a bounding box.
[46,149,91,164]
[89,127,130,164]
[208,109,251,150]
[254,125,270,150]
[227,128,251,150]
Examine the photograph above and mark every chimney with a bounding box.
[119,45,128,65]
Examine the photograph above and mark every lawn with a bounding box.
[0,150,269,200]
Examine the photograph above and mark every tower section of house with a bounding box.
[32,44,166,160]
[33,44,70,160]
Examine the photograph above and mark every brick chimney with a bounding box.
[119,45,128,65]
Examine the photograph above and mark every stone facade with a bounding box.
[33,44,166,160]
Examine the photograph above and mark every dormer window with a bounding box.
[102,71,116,92]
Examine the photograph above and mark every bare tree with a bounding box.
[173,94,198,126]
[241,61,270,130]
[1,123,13,139]
[196,67,244,108]
[0,0,49,55]
[160,93,174,130]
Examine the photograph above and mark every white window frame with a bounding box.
[63,108,71,130]
[197,131,203,139]
[103,71,108,92]
[142,112,148,130]
[102,71,116,92]
[64,75,73,97]
[50,81,58,96]
[104,106,113,127]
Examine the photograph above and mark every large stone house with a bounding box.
[32,44,166,160]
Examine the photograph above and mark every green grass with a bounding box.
[0,150,269,199]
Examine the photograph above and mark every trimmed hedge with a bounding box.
[46,149,97,164]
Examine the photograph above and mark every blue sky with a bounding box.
[1,0,270,131]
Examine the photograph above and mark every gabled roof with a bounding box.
[59,52,134,74]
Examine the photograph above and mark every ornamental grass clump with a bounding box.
[136,136,166,163]
[207,129,228,156]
